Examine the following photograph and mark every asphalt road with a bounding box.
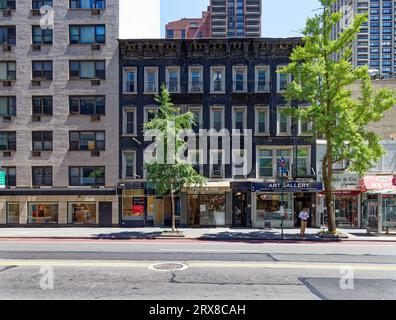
[0,239,395,300]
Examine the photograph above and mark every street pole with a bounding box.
[279,157,286,238]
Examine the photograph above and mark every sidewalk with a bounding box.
[0,227,395,242]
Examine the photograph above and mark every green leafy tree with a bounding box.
[280,0,396,232]
[144,85,206,232]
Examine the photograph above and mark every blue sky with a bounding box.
[160,0,320,38]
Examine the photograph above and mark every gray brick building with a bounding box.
[0,0,119,226]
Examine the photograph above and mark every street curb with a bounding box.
[1,236,396,242]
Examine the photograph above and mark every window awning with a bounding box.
[360,175,396,193]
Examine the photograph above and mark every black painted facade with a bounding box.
[119,38,317,228]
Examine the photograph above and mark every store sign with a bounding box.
[360,175,396,192]
[393,176,396,187]
[252,182,323,193]
[0,171,5,189]
[332,173,360,190]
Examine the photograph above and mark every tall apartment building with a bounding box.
[211,0,262,38]
[0,0,119,226]
[332,0,396,78]
[165,0,262,39]
[165,10,211,39]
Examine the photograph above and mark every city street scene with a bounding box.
[0,0,396,305]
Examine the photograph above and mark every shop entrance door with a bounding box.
[188,195,200,227]
[99,202,112,227]
[233,193,247,227]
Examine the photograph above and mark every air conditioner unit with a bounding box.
[3,151,11,157]
[2,80,12,87]
[31,9,41,16]
[91,79,101,86]
[91,115,101,122]
[3,9,12,17]
[32,80,41,87]
[191,86,202,92]
[2,45,12,52]
[32,44,41,52]
[32,151,41,157]
[2,116,12,122]
[212,170,223,178]
[91,150,100,157]
[91,44,101,51]
[258,84,268,91]
[91,8,102,15]
[32,115,41,122]
[146,86,157,93]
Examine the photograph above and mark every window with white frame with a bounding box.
[166,66,180,93]
[123,67,137,93]
[277,65,291,92]
[232,106,246,131]
[210,149,224,179]
[122,107,136,136]
[277,106,291,135]
[298,106,313,136]
[233,66,247,92]
[255,65,270,92]
[255,106,269,135]
[123,152,136,179]
[257,147,311,178]
[210,106,224,131]
[188,149,203,174]
[144,106,159,123]
[189,66,203,93]
[144,67,158,93]
[210,66,225,93]
[188,106,202,132]
[232,149,247,178]
[296,147,311,177]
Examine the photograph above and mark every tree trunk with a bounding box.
[170,183,176,232]
[324,141,336,233]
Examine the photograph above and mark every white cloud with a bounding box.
[119,0,161,39]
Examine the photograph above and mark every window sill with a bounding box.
[210,91,225,94]
[122,91,138,95]
[255,133,270,136]
[122,134,138,137]
[276,133,292,137]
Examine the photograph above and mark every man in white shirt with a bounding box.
[299,208,310,238]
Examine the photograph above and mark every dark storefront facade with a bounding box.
[118,37,318,229]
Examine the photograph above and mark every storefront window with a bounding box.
[68,202,97,224]
[122,189,145,221]
[7,202,19,224]
[28,203,58,224]
[334,194,359,228]
[199,194,226,226]
[383,195,396,230]
[256,193,293,227]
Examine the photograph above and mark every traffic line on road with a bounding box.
[1,259,396,271]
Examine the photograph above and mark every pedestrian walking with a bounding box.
[299,208,310,239]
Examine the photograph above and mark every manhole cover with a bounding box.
[149,263,188,272]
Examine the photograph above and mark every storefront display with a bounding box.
[334,192,359,228]
[382,195,396,230]
[6,203,19,224]
[199,194,226,226]
[188,194,226,226]
[68,202,97,224]
[122,189,146,221]
[28,203,58,224]
[255,193,293,228]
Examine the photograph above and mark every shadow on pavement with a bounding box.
[93,231,163,239]
[197,231,330,243]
